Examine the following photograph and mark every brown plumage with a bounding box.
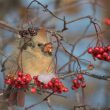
[21,28,54,76]
[3,28,54,106]
[4,28,54,77]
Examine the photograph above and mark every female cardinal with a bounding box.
[4,28,54,77]
[3,27,55,106]
[20,28,54,76]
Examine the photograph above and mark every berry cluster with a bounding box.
[88,46,110,62]
[33,76,68,94]
[72,74,86,90]
[5,71,32,89]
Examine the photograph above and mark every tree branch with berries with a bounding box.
[0,0,110,110]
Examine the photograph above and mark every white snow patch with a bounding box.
[38,73,55,84]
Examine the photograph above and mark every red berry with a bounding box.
[63,88,69,92]
[53,87,58,93]
[26,74,31,78]
[43,84,48,89]
[88,48,93,54]
[25,78,30,83]
[25,74,32,82]
[72,79,80,89]
[107,46,110,51]
[104,18,110,25]
[103,52,108,58]
[54,82,59,87]
[31,88,36,93]
[96,54,102,59]
[33,76,38,80]
[5,79,12,85]
[48,81,53,87]
[22,76,26,81]
[72,79,78,84]
[94,47,99,53]
[54,78,60,83]
[17,77,22,82]
[37,82,41,87]
[17,71,23,77]
[15,81,18,85]
[77,74,84,81]
[75,82,80,88]
[17,85,22,89]
[21,81,25,85]
[107,56,110,61]
[72,85,78,90]
[99,47,104,53]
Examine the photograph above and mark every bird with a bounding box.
[2,27,55,107]
[3,27,55,77]
[20,27,54,76]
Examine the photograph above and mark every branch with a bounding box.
[46,98,54,110]
[27,0,65,22]
[0,21,18,33]
[59,71,110,81]
[25,92,54,110]
[66,15,93,24]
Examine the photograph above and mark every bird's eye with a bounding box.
[37,43,43,47]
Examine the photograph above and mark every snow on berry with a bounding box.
[33,74,68,94]
[38,73,55,84]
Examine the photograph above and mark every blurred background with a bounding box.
[0,0,110,110]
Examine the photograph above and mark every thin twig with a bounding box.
[59,71,110,81]
[46,98,54,110]
[25,92,54,110]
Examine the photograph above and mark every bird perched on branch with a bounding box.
[1,27,55,107]
[3,27,54,77]
[20,28,54,76]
